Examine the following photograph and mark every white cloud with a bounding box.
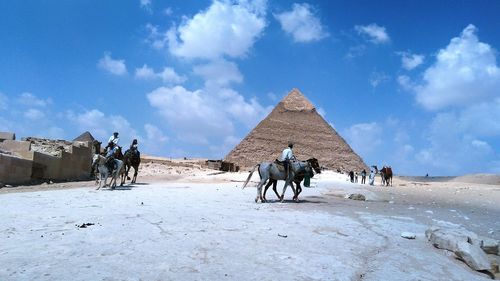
[135,64,186,84]
[97,52,127,76]
[147,85,270,145]
[166,0,267,59]
[145,24,168,49]
[274,3,328,43]
[369,72,390,88]
[344,122,382,156]
[24,108,45,120]
[67,109,139,145]
[209,135,241,156]
[193,60,243,87]
[415,112,497,175]
[397,75,415,91]
[355,23,390,44]
[140,0,152,12]
[414,24,500,110]
[458,98,500,137]
[398,52,424,70]
[164,7,173,16]
[17,92,51,107]
[142,123,169,155]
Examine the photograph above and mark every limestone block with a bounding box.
[0,132,15,141]
[0,154,32,184]
[455,241,491,271]
[426,227,480,252]
[428,229,464,252]
[0,140,31,154]
[481,237,499,255]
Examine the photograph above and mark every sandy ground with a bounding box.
[1,161,499,280]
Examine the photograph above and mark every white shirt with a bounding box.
[108,135,119,145]
[106,146,118,157]
[280,147,294,161]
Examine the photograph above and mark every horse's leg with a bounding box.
[255,179,266,203]
[272,181,280,199]
[280,180,291,202]
[125,164,131,180]
[263,180,273,202]
[294,181,302,202]
[133,164,138,183]
[289,182,297,202]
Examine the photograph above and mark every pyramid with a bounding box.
[224,88,368,172]
[73,131,95,142]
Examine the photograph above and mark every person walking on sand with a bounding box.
[361,169,367,184]
[369,169,375,186]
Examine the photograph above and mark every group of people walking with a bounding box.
[348,169,376,185]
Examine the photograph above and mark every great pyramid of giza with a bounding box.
[73,131,95,142]
[225,88,368,172]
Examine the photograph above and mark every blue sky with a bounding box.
[1,0,500,176]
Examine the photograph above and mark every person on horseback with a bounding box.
[106,132,120,152]
[105,142,119,173]
[280,141,295,180]
[129,139,140,158]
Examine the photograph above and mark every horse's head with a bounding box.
[92,154,104,166]
[307,158,321,174]
[114,146,123,159]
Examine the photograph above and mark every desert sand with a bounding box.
[1,158,499,280]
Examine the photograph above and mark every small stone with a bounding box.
[401,232,416,239]
[348,194,366,201]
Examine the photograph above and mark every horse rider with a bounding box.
[129,139,140,158]
[280,141,295,180]
[105,141,119,173]
[106,132,120,152]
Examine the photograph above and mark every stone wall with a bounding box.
[0,154,32,184]
[0,131,93,184]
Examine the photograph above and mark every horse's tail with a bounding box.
[242,164,259,189]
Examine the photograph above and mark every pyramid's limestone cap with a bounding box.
[280,88,315,111]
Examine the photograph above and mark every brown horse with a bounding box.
[262,158,321,202]
[380,166,393,186]
[123,149,140,184]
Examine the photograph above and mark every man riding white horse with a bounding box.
[105,132,120,152]
[280,141,295,181]
[105,141,120,173]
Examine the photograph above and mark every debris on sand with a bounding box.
[278,234,288,238]
[76,223,95,228]
[347,194,366,201]
[426,226,499,275]
[401,232,416,239]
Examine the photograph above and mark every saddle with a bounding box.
[274,159,286,173]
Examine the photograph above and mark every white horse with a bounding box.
[242,160,313,203]
[92,154,124,190]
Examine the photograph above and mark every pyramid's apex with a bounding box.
[280,88,315,111]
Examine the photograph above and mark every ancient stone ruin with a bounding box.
[0,131,94,185]
[225,88,368,171]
